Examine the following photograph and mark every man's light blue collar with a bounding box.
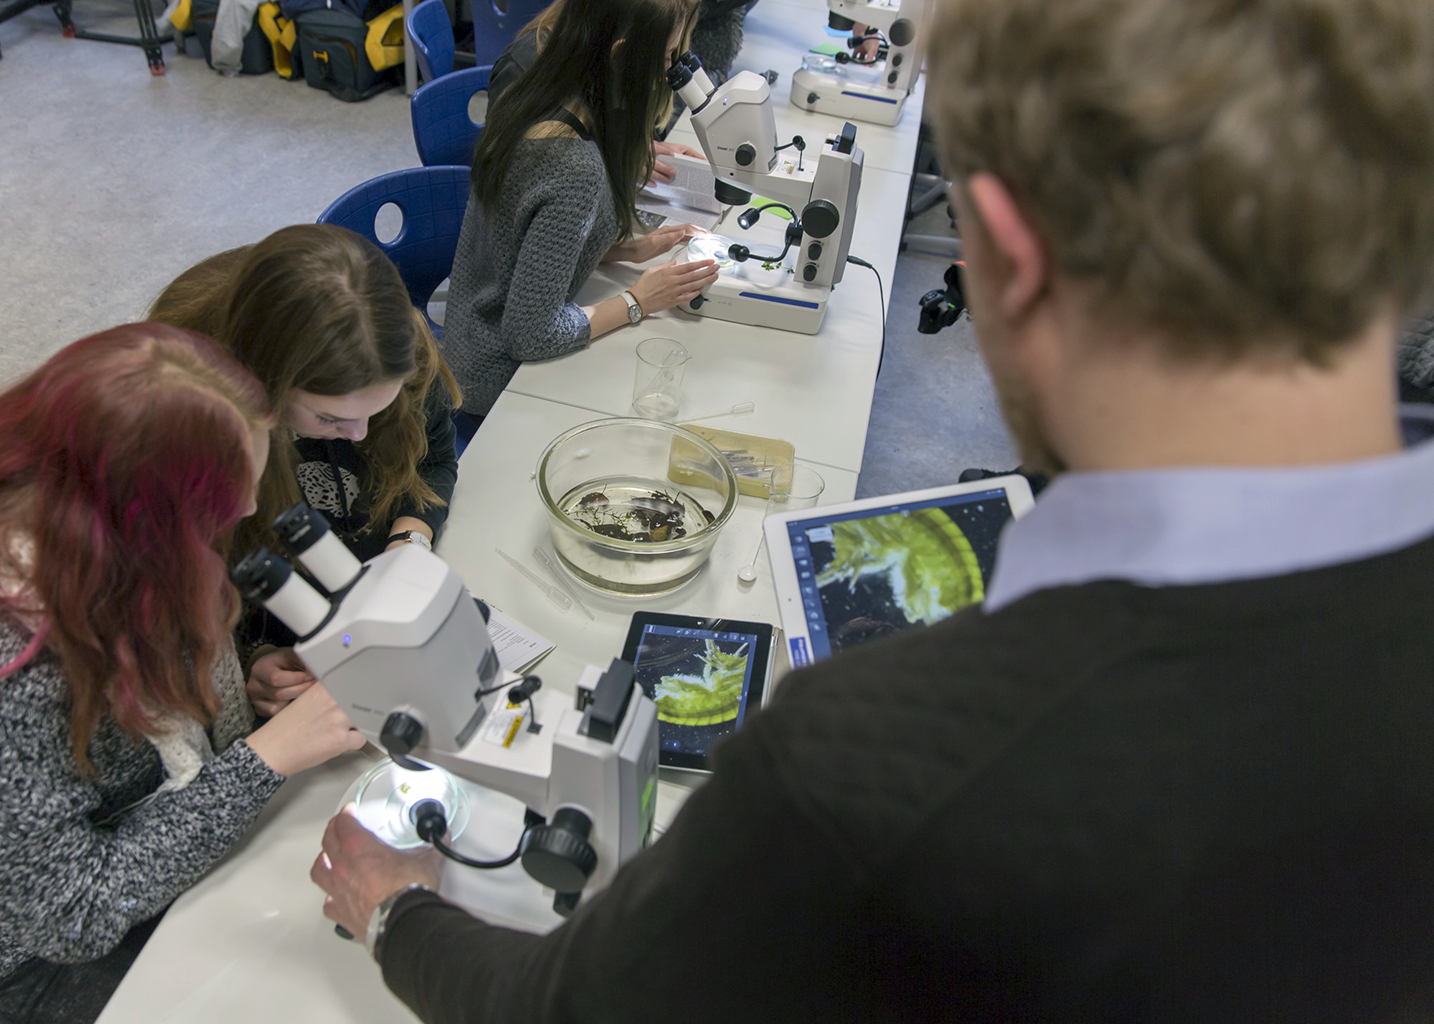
[984,427,1434,612]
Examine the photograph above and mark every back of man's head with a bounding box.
[929,0,1434,366]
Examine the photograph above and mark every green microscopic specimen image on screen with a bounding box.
[654,640,750,726]
[815,508,984,626]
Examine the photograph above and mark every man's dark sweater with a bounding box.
[379,533,1434,1022]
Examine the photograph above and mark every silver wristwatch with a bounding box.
[366,884,434,962]
[388,530,432,550]
[621,290,644,324]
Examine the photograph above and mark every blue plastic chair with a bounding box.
[317,166,469,331]
[407,0,455,82]
[466,0,550,68]
[411,65,491,167]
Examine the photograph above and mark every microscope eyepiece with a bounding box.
[270,501,362,594]
[665,60,692,90]
[679,50,702,72]
[272,500,327,554]
[230,546,332,637]
[231,546,293,603]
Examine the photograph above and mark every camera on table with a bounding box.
[917,262,966,334]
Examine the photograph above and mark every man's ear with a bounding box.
[966,172,1049,321]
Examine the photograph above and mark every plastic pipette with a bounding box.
[532,546,595,620]
[495,548,572,611]
[681,402,755,423]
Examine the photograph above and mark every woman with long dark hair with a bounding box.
[442,0,721,419]
[151,224,464,716]
[0,325,364,1024]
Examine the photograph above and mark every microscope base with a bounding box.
[686,275,828,334]
[790,68,908,127]
[340,765,566,934]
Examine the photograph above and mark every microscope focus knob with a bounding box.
[520,808,598,894]
[735,143,756,166]
[802,199,840,239]
[888,17,915,46]
[380,712,429,771]
[807,92,819,105]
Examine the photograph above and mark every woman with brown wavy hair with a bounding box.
[0,324,364,1024]
[151,223,463,716]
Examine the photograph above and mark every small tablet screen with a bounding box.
[782,487,1012,661]
[621,614,773,772]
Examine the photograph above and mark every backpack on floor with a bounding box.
[294,4,403,102]
[190,0,275,74]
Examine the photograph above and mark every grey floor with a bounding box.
[0,0,1014,495]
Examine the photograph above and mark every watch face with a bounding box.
[629,305,643,323]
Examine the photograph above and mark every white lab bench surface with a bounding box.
[95,0,923,1015]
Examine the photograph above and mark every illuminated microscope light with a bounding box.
[353,758,471,850]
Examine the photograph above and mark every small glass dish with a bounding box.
[352,757,470,850]
[686,233,738,268]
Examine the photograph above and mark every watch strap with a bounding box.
[387,530,431,550]
[366,883,435,962]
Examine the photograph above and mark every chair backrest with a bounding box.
[410,64,491,168]
[316,166,470,315]
[467,0,551,68]
[407,0,455,82]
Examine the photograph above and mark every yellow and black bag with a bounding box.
[294,3,402,101]
[256,2,298,78]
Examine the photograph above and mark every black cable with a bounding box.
[475,672,541,701]
[847,255,887,378]
[432,833,523,870]
[412,798,525,869]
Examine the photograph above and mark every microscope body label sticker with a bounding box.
[480,704,528,748]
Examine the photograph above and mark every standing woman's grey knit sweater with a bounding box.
[0,618,283,979]
[442,133,620,416]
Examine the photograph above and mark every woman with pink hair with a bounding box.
[0,324,365,1024]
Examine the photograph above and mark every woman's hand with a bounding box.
[244,683,366,777]
[605,222,705,265]
[247,646,315,717]
[630,257,721,315]
[648,140,704,184]
[311,805,444,939]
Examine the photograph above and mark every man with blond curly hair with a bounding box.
[314,1,1434,1019]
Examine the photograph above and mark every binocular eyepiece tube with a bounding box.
[230,502,365,637]
[271,501,362,594]
[667,50,715,112]
[231,547,331,637]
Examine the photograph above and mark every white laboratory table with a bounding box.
[96,1,920,1015]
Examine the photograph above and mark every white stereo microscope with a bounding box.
[790,0,931,127]
[669,51,864,335]
[232,503,659,922]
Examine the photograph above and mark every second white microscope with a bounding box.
[669,51,864,335]
[790,0,931,127]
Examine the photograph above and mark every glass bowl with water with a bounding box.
[536,419,739,595]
